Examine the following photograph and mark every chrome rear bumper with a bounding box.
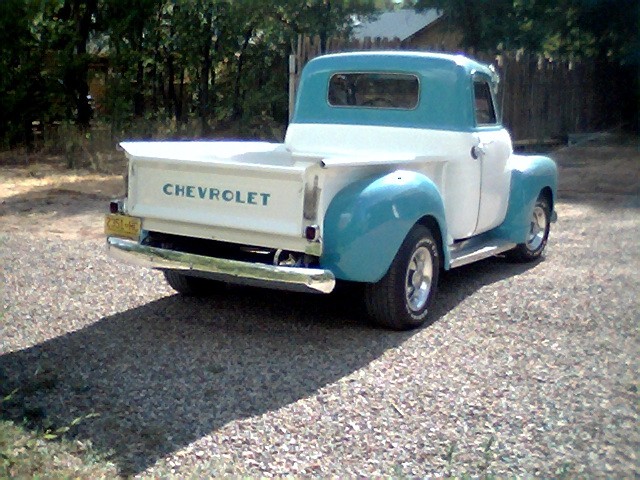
[107,237,336,294]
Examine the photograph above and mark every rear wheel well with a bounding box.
[540,186,553,212]
[417,215,444,269]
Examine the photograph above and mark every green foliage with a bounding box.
[0,1,47,146]
[40,412,101,441]
[413,0,639,62]
[0,0,97,147]
[0,418,116,479]
[1,384,114,478]
[0,0,375,150]
[1,0,636,150]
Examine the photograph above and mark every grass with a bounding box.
[0,380,118,479]
[0,419,118,479]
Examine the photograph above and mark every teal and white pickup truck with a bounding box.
[105,51,557,330]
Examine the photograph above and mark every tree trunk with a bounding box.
[199,7,213,135]
[165,52,176,119]
[177,67,185,123]
[134,59,145,117]
[73,0,97,130]
[232,27,253,120]
[149,9,159,115]
[132,15,145,118]
[164,6,177,123]
[320,0,331,54]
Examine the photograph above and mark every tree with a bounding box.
[0,0,40,145]
[272,0,376,53]
[55,0,99,129]
[0,0,381,148]
[412,0,639,63]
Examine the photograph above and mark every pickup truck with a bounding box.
[105,51,557,330]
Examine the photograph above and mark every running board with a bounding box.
[449,240,517,269]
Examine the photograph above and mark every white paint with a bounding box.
[121,141,291,164]
[122,123,513,253]
[287,123,509,239]
[473,129,513,233]
[126,147,309,238]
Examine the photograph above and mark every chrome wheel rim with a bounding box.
[405,246,433,312]
[526,205,548,252]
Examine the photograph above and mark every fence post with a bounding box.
[288,53,296,121]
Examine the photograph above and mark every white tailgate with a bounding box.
[123,142,308,238]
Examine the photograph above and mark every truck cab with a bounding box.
[287,52,513,242]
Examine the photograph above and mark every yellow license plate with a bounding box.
[104,214,141,240]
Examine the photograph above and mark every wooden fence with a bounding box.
[290,35,626,144]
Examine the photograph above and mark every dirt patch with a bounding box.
[0,140,638,240]
[0,156,125,240]
[551,144,640,197]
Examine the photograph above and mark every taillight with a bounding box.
[305,225,319,241]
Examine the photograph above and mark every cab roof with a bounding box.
[292,51,498,131]
[303,51,494,79]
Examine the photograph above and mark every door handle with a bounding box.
[471,140,495,159]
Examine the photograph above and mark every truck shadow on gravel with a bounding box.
[0,257,535,476]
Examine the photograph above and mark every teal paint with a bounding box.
[489,155,558,244]
[162,183,271,206]
[321,170,448,282]
[319,155,556,282]
[293,52,495,132]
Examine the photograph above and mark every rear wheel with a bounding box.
[163,270,218,296]
[507,195,551,262]
[364,225,440,330]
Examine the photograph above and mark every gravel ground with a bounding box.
[1,169,639,477]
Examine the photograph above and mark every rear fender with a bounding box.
[321,170,447,282]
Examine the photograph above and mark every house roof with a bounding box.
[352,9,442,41]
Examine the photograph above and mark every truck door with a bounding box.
[472,76,512,234]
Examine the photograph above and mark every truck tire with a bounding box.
[364,225,440,330]
[163,270,217,296]
[507,195,551,262]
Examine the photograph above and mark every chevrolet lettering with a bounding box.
[162,183,271,206]
[106,51,558,330]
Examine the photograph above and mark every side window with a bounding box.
[473,81,497,125]
[328,73,419,109]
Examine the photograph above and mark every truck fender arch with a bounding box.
[320,170,448,283]
[494,155,558,244]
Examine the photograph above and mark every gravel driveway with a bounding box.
[1,153,638,477]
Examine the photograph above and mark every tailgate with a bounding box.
[122,142,309,237]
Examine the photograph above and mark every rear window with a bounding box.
[328,73,419,109]
[473,80,497,125]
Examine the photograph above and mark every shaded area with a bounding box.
[0,257,534,476]
[0,190,107,240]
[0,189,106,215]
[551,142,639,208]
